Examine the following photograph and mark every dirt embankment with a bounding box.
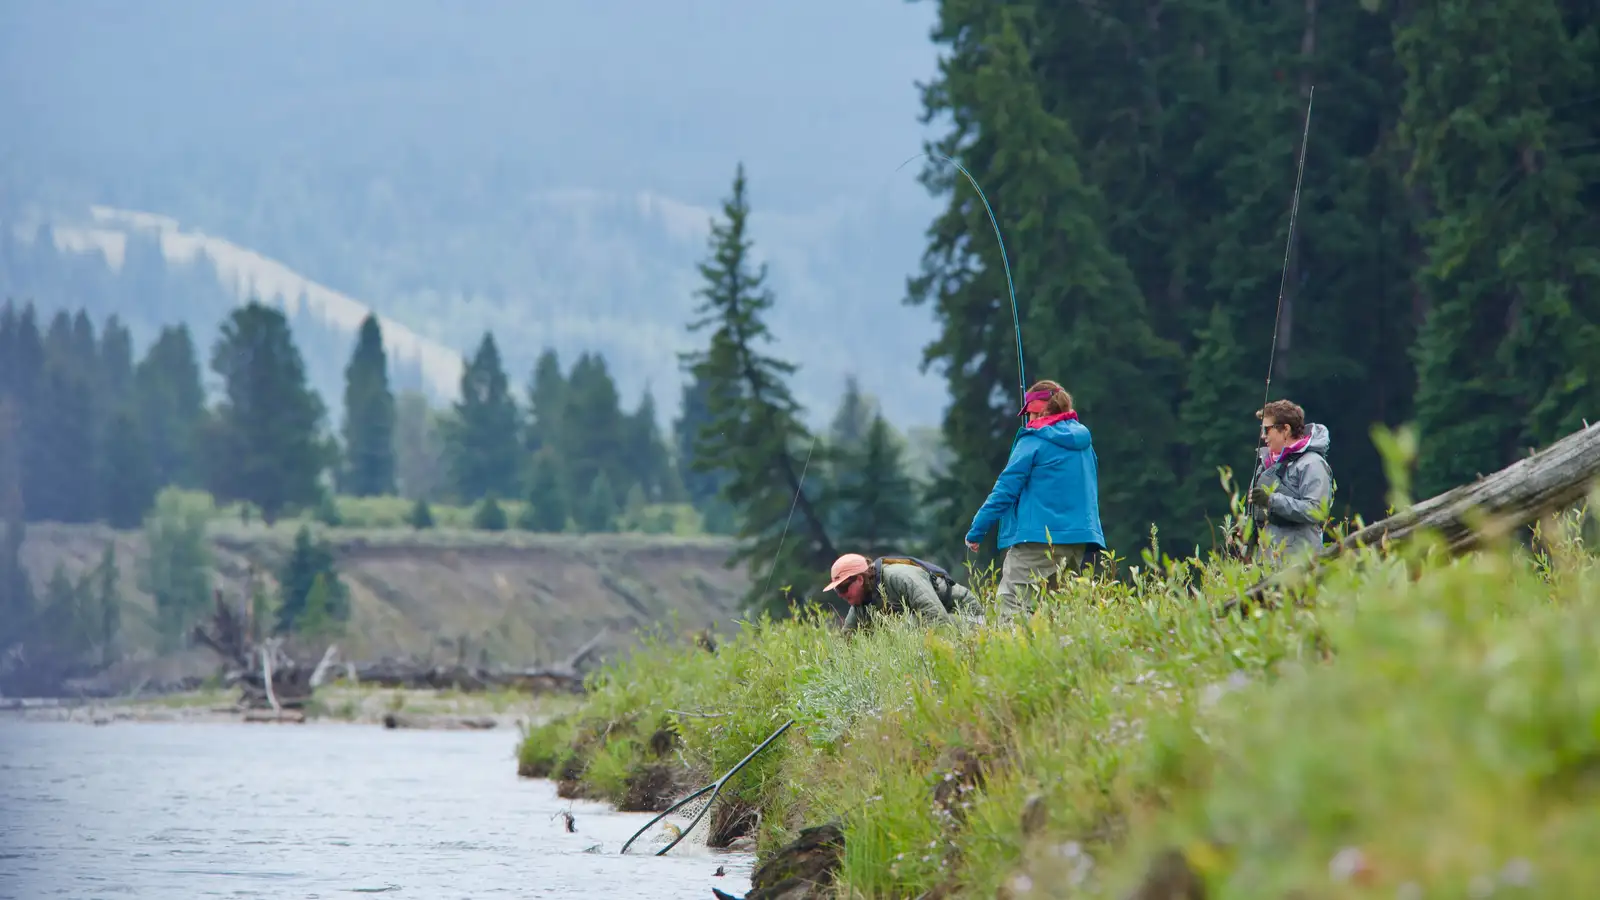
[18,523,752,688]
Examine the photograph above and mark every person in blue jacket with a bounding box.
[964,380,1105,617]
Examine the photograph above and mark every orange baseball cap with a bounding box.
[824,553,870,591]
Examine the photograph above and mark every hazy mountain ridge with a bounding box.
[4,184,946,431]
[0,0,950,431]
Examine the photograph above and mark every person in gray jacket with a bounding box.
[1247,399,1334,562]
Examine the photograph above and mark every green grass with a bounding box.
[519,500,1600,898]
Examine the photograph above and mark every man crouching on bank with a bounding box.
[825,553,981,633]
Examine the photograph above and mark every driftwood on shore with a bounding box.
[189,593,606,705]
[345,629,607,695]
[1230,422,1600,612]
[189,590,335,711]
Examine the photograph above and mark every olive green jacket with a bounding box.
[842,562,980,632]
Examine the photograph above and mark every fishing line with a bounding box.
[896,152,1026,408]
[756,433,819,606]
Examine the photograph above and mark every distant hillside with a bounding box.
[0,0,950,432]
[18,523,752,689]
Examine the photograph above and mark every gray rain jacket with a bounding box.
[1250,422,1334,561]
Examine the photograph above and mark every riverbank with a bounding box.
[1,684,583,730]
[521,508,1600,898]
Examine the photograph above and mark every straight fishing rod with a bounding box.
[1244,86,1316,557]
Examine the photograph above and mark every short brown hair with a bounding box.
[1256,399,1306,437]
[1027,380,1074,415]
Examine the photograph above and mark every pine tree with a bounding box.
[472,494,508,531]
[524,348,566,455]
[294,574,342,639]
[445,333,523,502]
[827,375,878,454]
[681,164,836,616]
[519,448,568,532]
[625,389,674,502]
[275,525,348,633]
[340,314,397,497]
[100,406,158,529]
[578,473,619,534]
[1177,304,1258,547]
[204,302,332,524]
[561,353,628,499]
[134,325,206,490]
[674,373,735,533]
[407,497,435,529]
[830,414,919,558]
[30,311,99,524]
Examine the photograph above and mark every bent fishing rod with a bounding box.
[1243,86,1316,556]
[897,152,1028,411]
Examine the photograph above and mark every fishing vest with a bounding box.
[871,555,957,610]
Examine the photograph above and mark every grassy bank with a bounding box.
[519,506,1600,898]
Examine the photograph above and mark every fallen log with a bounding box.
[381,713,499,730]
[1228,422,1600,612]
[342,660,586,694]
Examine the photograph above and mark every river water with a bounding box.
[0,720,754,899]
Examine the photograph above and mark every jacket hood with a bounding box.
[1261,422,1330,465]
[1023,417,1091,452]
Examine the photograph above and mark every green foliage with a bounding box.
[294,573,343,639]
[0,398,32,646]
[1397,0,1600,499]
[274,524,348,634]
[100,405,157,529]
[827,413,920,559]
[578,473,619,534]
[204,301,332,524]
[519,448,569,532]
[406,496,435,530]
[445,332,523,503]
[527,506,1600,897]
[340,314,397,497]
[680,164,837,617]
[472,494,508,532]
[133,324,206,491]
[138,487,214,651]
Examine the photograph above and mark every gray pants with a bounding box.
[995,542,1087,617]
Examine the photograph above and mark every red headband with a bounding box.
[1018,389,1053,416]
